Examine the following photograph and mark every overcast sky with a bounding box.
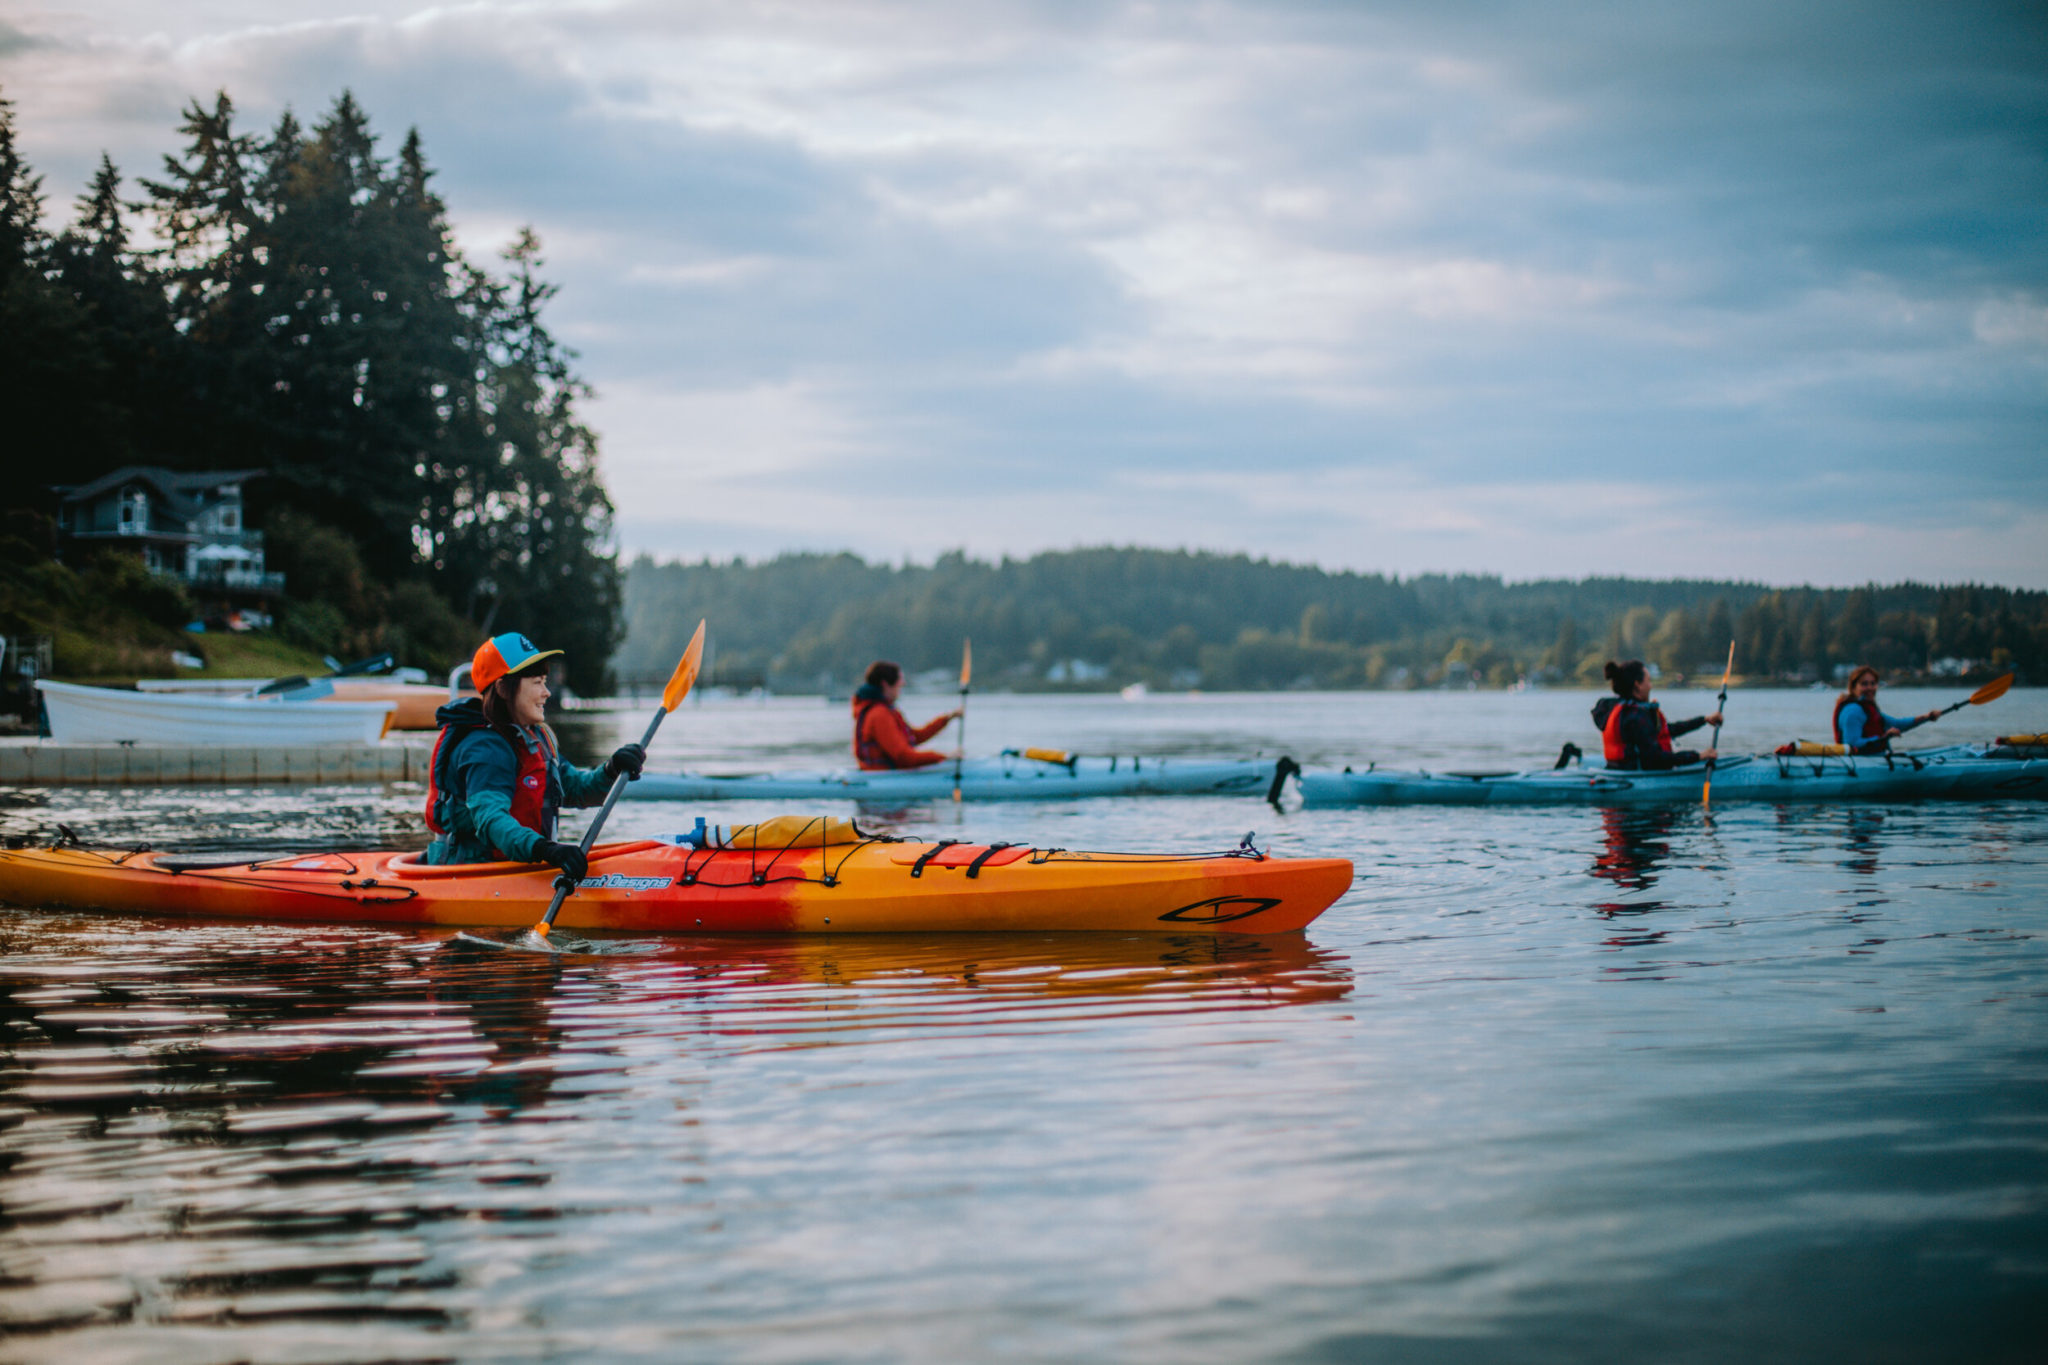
[5,1,2045,585]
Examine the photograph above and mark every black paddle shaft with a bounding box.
[953,684,968,792]
[538,705,668,930]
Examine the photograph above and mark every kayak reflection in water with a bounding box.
[1834,665,1941,754]
[423,632,647,875]
[851,660,962,771]
[1590,659,1722,771]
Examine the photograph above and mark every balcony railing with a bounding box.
[186,564,287,594]
[67,527,266,547]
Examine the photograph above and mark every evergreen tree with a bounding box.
[48,154,188,481]
[0,92,115,513]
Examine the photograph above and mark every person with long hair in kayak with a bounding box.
[1590,659,1722,771]
[423,633,647,873]
[852,660,962,770]
[1834,665,1941,754]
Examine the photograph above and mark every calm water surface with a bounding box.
[1,689,2044,1362]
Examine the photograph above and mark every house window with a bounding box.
[221,507,239,530]
[119,489,148,534]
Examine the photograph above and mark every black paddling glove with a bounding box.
[536,840,588,881]
[606,743,647,782]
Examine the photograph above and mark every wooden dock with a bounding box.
[0,738,426,785]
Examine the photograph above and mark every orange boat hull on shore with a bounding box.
[326,680,450,729]
[0,837,1353,935]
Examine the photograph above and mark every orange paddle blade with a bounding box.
[662,620,708,712]
[960,638,972,689]
[1970,672,2014,706]
[1719,641,1735,687]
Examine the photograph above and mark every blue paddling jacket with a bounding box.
[423,697,611,865]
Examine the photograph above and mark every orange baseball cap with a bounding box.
[471,632,564,692]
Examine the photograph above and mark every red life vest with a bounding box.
[425,722,558,840]
[1602,699,1672,766]
[1832,696,1884,746]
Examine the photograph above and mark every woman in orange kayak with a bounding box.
[1590,659,1723,771]
[424,632,646,874]
[851,660,962,770]
[1833,665,1941,754]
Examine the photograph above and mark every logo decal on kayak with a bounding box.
[1159,895,1281,925]
[580,874,671,891]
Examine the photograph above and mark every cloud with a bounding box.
[4,0,2044,584]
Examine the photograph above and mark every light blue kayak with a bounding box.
[625,751,1277,803]
[1291,744,2048,806]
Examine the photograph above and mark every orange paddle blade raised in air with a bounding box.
[663,620,707,712]
[960,639,972,690]
[1942,671,2016,717]
[1970,672,2014,706]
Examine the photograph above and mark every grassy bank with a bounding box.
[1,551,328,687]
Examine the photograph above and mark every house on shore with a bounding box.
[55,467,285,596]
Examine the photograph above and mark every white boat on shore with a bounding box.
[36,680,397,746]
[134,676,451,729]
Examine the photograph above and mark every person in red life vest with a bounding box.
[1833,665,1940,754]
[1589,658,1722,771]
[423,632,646,873]
[851,660,962,770]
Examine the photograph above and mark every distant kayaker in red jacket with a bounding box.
[851,660,962,770]
[1590,658,1722,771]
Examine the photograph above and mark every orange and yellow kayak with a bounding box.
[0,830,1352,935]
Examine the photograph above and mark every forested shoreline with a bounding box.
[620,550,2045,693]
[0,89,619,692]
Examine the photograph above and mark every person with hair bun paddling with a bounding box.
[1590,659,1723,771]
[852,660,962,770]
[1833,665,1940,755]
[422,633,647,873]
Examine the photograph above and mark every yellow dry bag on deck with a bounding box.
[1774,741,1849,757]
[707,816,870,849]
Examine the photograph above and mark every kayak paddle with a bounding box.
[1938,671,2014,716]
[525,619,706,949]
[1704,640,1734,811]
[952,638,971,803]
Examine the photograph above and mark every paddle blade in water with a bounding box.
[663,620,708,712]
[960,638,972,690]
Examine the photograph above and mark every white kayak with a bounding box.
[625,751,1277,803]
[35,679,397,746]
[1291,744,2048,806]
